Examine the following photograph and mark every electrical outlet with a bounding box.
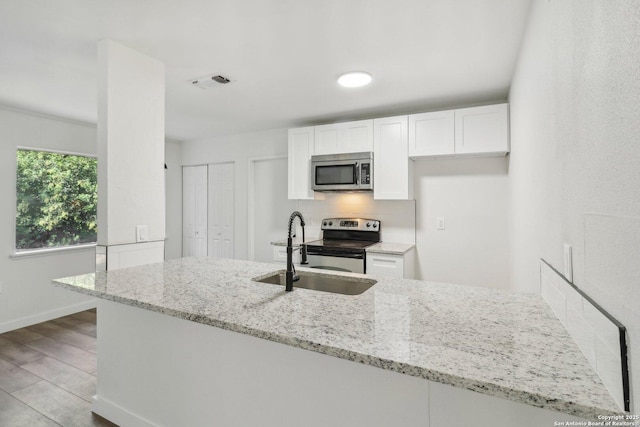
[136,225,149,242]
[436,217,446,230]
[563,244,573,282]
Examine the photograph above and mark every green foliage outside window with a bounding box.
[16,149,97,250]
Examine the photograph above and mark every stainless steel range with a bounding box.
[305,218,381,274]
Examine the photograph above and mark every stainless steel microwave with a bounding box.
[311,152,373,192]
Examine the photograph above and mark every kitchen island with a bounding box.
[53,257,622,426]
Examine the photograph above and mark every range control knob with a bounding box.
[323,221,327,226]
[366,222,371,228]
[329,221,333,226]
[373,223,378,228]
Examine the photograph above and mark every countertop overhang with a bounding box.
[52,257,621,419]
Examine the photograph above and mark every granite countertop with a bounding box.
[52,257,621,419]
[270,237,320,246]
[366,242,415,255]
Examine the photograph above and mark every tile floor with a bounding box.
[0,309,117,426]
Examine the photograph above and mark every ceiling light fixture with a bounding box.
[337,71,372,88]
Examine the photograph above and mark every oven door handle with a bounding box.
[307,252,365,260]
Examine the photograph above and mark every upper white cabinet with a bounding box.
[288,127,314,200]
[408,110,455,157]
[454,103,509,155]
[287,103,509,199]
[409,103,509,158]
[373,116,412,200]
[314,120,373,155]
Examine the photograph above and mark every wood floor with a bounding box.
[0,309,118,426]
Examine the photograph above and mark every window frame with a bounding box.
[12,146,98,257]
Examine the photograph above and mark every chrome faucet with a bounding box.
[286,211,308,291]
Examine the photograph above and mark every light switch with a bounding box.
[436,217,445,230]
[136,225,149,242]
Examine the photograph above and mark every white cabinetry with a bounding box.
[454,103,509,155]
[408,103,509,158]
[288,104,509,200]
[373,116,412,200]
[272,245,301,264]
[408,110,455,157]
[366,248,415,279]
[314,120,373,155]
[288,127,314,200]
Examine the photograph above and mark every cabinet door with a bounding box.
[314,120,373,155]
[288,127,314,199]
[408,110,454,157]
[454,104,509,155]
[314,125,339,155]
[343,119,373,152]
[208,163,234,259]
[373,116,412,200]
[273,245,301,264]
[182,165,208,257]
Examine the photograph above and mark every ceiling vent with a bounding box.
[190,74,232,89]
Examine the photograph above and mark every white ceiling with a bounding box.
[0,0,532,141]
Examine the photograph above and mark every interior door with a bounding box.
[182,165,208,257]
[208,163,234,258]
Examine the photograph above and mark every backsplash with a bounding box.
[296,193,416,244]
[540,259,629,412]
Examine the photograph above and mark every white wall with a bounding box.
[414,157,510,289]
[509,0,640,411]
[165,140,183,259]
[251,157,297,262]
[0,106,183,331]
[0,107,96,332]
[97,40,165,247]
[181,128,289,260]
[298,194,416,245]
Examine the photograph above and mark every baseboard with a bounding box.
[0,300,97,334]
[92,395,156,427]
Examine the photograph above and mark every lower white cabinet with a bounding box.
[272,245,301,264]
[366,248,415,279]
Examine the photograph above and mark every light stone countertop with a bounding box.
[366,242,415,255]
[52,257,621,419]
[270,237,320,246]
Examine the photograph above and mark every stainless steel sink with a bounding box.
[253,271,376,295]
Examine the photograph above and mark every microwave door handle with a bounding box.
[354,163,358,185]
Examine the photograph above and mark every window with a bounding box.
[15,149,97,251]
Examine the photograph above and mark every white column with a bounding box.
[96,40,165,270]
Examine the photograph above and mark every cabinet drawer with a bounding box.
[366,253,404,278]
[272,246,301,264]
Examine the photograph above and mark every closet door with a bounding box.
[182,165,208,257]
[208,163,235,258]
